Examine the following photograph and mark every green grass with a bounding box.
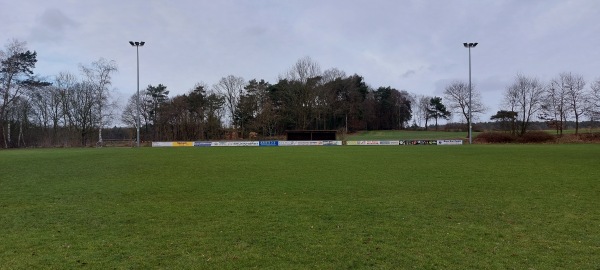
[1,145,599,269]
[347,130,476,140]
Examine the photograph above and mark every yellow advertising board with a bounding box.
[172,141,194,147]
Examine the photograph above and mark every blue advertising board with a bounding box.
[259,141,279,147]
[193,141,212,147]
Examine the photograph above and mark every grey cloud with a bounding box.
[401,70,416,78]
[30,8,77,43]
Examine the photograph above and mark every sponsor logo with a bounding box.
[357,141,380,145]
[379,141,400,145]
[152,142,173,147]
[437,140,463,145]
[211,141,259,147]
[173,141,193,147]
[322,141,342,146]
[279,141,323,146]
[259,141,279,146]
[193,141,212,147]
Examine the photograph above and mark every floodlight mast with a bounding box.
[463,42,477,144]
[129,41,145,147]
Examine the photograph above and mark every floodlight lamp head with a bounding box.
[129,41,135,46]
[471,42,478,47]
[463,43,468,47]
[140,41,145,46]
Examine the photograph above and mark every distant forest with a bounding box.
[2,39,600,148]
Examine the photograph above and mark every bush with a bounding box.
[517,131,556,143]
[556,133,600,143]
[578,133,600,142]
[474,132,516,143]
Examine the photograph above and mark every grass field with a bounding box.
[1,145,599,269]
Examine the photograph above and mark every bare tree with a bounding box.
[408,94,429,128]
[417,95,431,129]
[443,80,486,127]
[321,68,346,84]
[28,85,51,131]
[121,92,140,130]
[541,74,570,135]
[122,89,152,135]
[280,56,322,83]
[54,72,79,145]
[68,81,98,146]
[213,75,246,128]
[588,78,600,124]
[80,58,118,145]
[504,74,545,135]
[562,73,586,134]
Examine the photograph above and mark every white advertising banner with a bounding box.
[379,140,400,145]
[437,140,464,145]
[347,141,400,146]
[211,141,260,147]
[322,141,343,146]
[279,141,324,146]
[152,142,174,147]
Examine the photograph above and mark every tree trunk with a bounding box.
[575,114,579,135]
[18,120,25,147]
[7,122,11,147]
[1,121,6,148]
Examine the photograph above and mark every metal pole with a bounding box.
[130,41,144,147]
[136,45,141,147]
[468,46,472,145]
[464,42,477,144]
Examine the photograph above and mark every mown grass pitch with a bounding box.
[1,145,599,269]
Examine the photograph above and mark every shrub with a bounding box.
[556,134,584,144]
[517,131,556,143]
[557,133,600,143]
[474,132,516,143]
[578,133,600,142]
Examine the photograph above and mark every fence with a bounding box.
[152,140,463,147]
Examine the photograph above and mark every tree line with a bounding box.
[2,39,600,148]
[492,73,600,136]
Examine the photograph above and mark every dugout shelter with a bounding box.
[286,130,337,141]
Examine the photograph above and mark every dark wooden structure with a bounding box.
[286,130,337,141]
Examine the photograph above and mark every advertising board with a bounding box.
[172,141,194,147]
[437,140,464,145]
[152,139,462,147]
[279,141,323,146]
[402,140,437,145]
[193,141,212,147]
[259,141,279,147]
[152,142,173,147]
[379,140,400,145]
[211,141,259,147]
[347,141,398,146]
[322,141,342,146]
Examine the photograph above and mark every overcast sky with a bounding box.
[3,0,600,121]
